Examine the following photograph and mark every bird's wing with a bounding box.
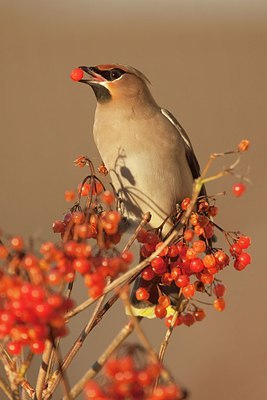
[160,108,201,181]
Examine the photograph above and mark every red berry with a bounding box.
[213,283,226,297]
[168,245,179,258]
[155,242,169,257]
[237,235,251,249]
[101,190,114,205]
[184,229,194,242]
[181,197,191,210]
[64,189,76,202]
[203,254,216,269]
[151,257,167,275]
[0,245,8,259]
[234,252,251,270]
[165,314,183,328]
[158,295,171,308]
[192,240,206,254]
[155,305,167,319]
[186,247,197,260]
[182,283,195,298]
[141,266,155,281]
[175,274,190,288]
[84,381,104,398]
[190,257,204,273]
[135,287,150,301]
[70,68,84,81]
[232,182,246,197]
[30,340,45,354]
[200,273,214,284]
[121,251,134,264]
[214,250,229,268]
[194,308,206,321]
[208,205,218,217]
[78,182,91,197]
[73,258,91,275]
[230,243,242,257]
[10,236,24,251]
[170,266,181,280]
[52,220,65,233]
[182,313,195,326]
[7,341,22,356]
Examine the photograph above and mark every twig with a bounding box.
[122,212,151,253]
[0,377,12,400]
[44,295,106,399]
[62,321,135,399]
[51,341,72,400]
[35,340,53,400]
[46,281,75,381]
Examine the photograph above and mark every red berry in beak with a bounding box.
[70,68,84,81]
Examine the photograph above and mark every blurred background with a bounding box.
[1,0,266,399]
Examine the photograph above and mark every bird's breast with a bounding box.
[93,108,193,229]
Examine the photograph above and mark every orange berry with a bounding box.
[213,297,225,311]
[192,240,206,253]
[238,139,250,152]
[10,236,24,251]
[184,229,194,242]
[64,190,76,202]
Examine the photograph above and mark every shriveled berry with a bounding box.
[238,139,250,152]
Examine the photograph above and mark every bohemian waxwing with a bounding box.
[78,64,205,234]
[78,64,206,318]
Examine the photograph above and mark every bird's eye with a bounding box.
[109,69,124,81]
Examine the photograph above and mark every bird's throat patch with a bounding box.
[91,84,111,103]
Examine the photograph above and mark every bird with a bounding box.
[78,64,206,317]
[78,64,204,234]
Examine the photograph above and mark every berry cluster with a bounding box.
[0,238,74,356]
[52,177,134,297]
[134,198,251,324]
[84,345,185,400]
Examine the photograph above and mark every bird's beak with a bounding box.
[78,66,106,85]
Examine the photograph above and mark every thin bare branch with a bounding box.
[35,340,53,400]
[44,295,106,399]
[0,376,12,400]
[122,212,151,253]
[62,321,135,400]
